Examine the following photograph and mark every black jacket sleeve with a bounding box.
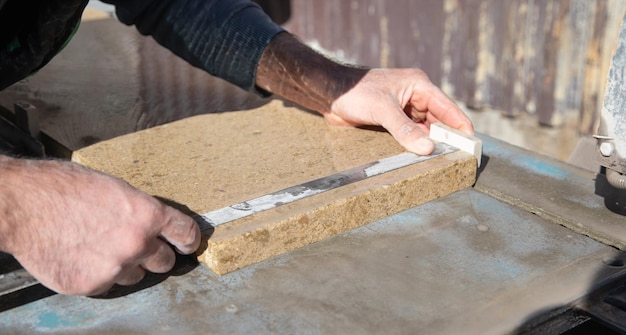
[102,0,284,94]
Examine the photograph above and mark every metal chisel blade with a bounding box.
[0,269,39,296]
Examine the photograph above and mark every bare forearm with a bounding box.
[0,155,80,256]
[256,32,473,155]
[0,154,201,295]
[256,32,368,114]
[0,155,24,255]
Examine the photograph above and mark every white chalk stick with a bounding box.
[429,123,482,167]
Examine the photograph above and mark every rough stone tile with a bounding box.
[73,100,477,274]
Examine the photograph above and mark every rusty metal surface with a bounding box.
[283,0,625,131]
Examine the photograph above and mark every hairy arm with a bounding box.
[0,155,200,295]
[256,32,369,114]
[256,32,474,155]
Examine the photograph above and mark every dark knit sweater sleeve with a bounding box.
[102,0,284,94]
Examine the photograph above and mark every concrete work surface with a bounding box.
[2,133,626,334]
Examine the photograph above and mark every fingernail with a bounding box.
[413,137,434,155]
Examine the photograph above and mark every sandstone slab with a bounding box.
[72,100,477,274]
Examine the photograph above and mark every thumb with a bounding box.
[382,110,435,155]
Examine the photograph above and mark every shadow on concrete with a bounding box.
[509,170,626,334]
[595,167,626,216]
[476,154,490,184]
[510,250,626,334]
[94,253,200,300]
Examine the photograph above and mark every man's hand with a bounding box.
[326,68,473,155]
[256,33,473,154]
[0,156,201,296]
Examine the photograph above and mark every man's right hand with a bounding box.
[256,33,473,155]
[0,155,201,296]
